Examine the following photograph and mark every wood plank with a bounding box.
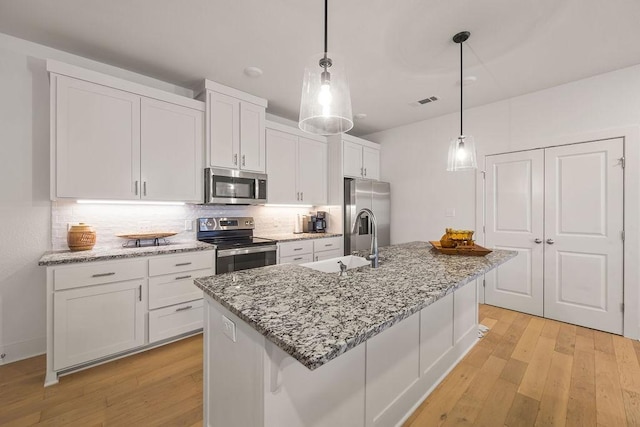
[613,335,640,394]
[575,327,595,353]
[512,316,545,362]
[622,389,640,427]
[595,350,627,426]
[442,355,507,426]
[594,330,615,355]
[535,351,573,426]
[500,358,529,385]
[566,349,597,427]
[540,318,562,339]
[492,313,531,360]
[518,336,556,400]
[555,323,577,356]
[505,392,540,427]
[474,378,518,427]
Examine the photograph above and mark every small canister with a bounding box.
[67,223,97,251]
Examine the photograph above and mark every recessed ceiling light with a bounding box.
[244,66,263,78]
[354,113,367,120]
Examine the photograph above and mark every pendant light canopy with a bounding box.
[447,31,477,171]
[299,0,353,135]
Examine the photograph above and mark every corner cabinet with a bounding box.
[266,122,327,205]
[48,61,205,203]
[198,80,267,173]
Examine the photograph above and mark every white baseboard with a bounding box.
[0,336,46,365]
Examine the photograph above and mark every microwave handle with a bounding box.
[255,178,260,200]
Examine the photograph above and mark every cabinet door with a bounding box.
[55,75,140,199]
[141,98,203,202]
[362,146,381,180]
[208,91,240,169]
[343,140,363,178]
[240,101,266,173]
[53,279,145,370]
[298,137,328,205]
[266,129,298,204]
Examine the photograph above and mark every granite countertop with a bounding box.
[256,232,342,243]
[39,241,215,266]
[194,241,516,370]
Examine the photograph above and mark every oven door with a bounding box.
[205,168,267,205]
[216,246,277,274]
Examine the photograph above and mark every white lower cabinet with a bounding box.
[45,249,214,385]
[278,237,344,264]
[53,278,145,371]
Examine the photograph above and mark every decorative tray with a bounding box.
[116,232,177,240]
[429,241,492,256]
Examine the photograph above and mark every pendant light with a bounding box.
[447,31,477,171]
[299,0,353,135]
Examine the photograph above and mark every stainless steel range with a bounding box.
[197,217,276,274]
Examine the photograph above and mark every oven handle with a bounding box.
[217,245,277,258]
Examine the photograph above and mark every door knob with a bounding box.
[534,238,542,244]
[546,239,555,244]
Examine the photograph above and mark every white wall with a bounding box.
[366,64,640,339]
[0,32,197,364]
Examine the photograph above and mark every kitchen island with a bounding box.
[194,242,516,427]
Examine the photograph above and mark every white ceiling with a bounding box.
[1,0,640,136]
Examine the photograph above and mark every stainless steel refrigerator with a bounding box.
[344,178,391,255]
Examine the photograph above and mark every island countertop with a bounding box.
[194,241,516,370]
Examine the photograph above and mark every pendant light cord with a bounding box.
[460,39,463,136]
[324,0,328,55]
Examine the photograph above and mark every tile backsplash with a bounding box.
[51,202,342,250]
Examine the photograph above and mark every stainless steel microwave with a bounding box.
[204,168,267,205]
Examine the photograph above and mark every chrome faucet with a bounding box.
[337,260,348,277]
[352,208,379,268]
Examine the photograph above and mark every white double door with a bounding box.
[484,138,624,334]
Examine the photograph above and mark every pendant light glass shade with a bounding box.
[299,52,353,135]
[447,31,477,171]
[447,135,477,171]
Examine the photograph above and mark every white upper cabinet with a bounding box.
[141,98,203,202]
[341,138,381,180]
[266,124,327,205]
[48,61,205,202]
[200,80,267,173]
[54,75,141,200]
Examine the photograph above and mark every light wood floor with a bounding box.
[2,305,640,426]
[404,304,640,426]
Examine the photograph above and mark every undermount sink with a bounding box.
[301,255,370,273]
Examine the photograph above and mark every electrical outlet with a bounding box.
[222,315,237,342]
[184,220,193,231]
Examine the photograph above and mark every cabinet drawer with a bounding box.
[313,248,344,262]
[148,251,214,277]
[149,300,203,343]
[279,253,314,265]
[313,236,343,253]
[278,240,313,258]
[53,259,146,291]
[148,268,209,309]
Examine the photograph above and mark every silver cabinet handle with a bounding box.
[175,262,192,266]
[293,257,303,261]
[315,256,319,261]
[143,181,147,196]
[134,181,139,196]
[176,305,193,312]
[234,154,238,165]
[534,238,542,244]
[296,192,299,201]
[360,167,364,177]
[293,248,303,251]
[364,168,367,176]
[300,192,303,201]
[175,275,192,280]
[324,243,333,247]
[242,155,246,166]
[92,272,115,278]
[138,285,142,301]
[546,239,555,244]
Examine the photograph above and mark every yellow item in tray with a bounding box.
[440,228,475,248]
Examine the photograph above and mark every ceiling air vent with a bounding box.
[418,96,439,105]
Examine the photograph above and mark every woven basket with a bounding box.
[67,223,97,251]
